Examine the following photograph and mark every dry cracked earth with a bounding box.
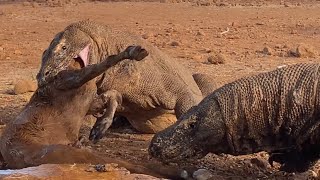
[1,0,320,179]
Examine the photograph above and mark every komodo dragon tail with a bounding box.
[192,73,217,97]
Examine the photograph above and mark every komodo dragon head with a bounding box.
[37,21,98,87]
[149,99,225,163]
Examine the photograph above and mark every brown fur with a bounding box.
[0,46,181,178]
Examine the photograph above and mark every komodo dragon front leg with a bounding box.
[86,88,201,141]
[36,20,215,141]
[87,73,217,141]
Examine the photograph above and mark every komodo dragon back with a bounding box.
[75,20,202,96]
[150,63,320,172]
[214,63,320,154]
[37,20,205,136]
[39,20,202,99]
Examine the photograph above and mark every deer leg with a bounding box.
[54,46,148,90]
[35,144,181,179]
[88,90,122,142]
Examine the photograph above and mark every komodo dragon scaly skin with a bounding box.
[36,20,214,141]
[150,63,320,172]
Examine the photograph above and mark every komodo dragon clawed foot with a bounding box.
[269,145,320,173]
[269,152,315,172]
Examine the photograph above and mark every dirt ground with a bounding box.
[1,0,320,179]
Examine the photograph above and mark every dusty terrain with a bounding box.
[1,0,320,179]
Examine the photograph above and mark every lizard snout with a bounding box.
[149,141,163,159]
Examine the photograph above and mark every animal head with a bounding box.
[37,21,96,87]
[149,98,226,163]
[39,45,148,91]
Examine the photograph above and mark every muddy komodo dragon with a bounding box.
[150,63,320,173]
[36,20,216,141]
[0,46,150,169]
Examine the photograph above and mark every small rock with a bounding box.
[262,46,273,55]
[256,22,265,26]
[274,44,283,49]
[250,158,269,169]
[31,2,40,8]
[207,52,226,65]
[13,79,37,95]
[226,35,240,39]
[14,50,22,55]
[85,166,96,172]
[94,164,107,172]
[193,169,213,180]
[193,54,203,61]
[170,41,180,47]
[204,48,212,53]
[142,33,153,39]
[290,29,298,34]
[216,2,229,6]
[288,49,297,57]
[86,164,120,173]
[180,170,189,179]
[295,43,317,58]
[284,3,290,7]
[22,2,31,6]
[196,31,205,36]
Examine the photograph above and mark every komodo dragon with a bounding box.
[0,46,148,169]
[36,20,215,141]
[1,46,185,179]
[149,63,320,173]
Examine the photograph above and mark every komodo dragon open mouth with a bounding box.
[73,44,90,68]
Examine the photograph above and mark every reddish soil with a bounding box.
[1,0,320,179]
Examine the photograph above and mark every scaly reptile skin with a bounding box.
[150,63,320,172]
[37,20,213,141]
